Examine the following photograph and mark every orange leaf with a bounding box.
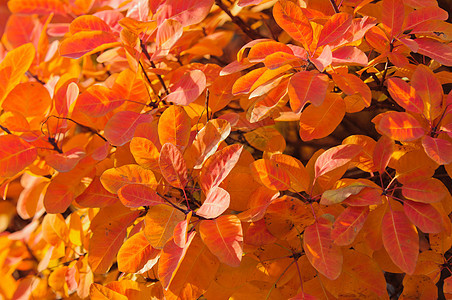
[130,137,160,170]
[405,6,448,30]
[196,187,230,219]
[331,206,369,246]
[416,37,452,67]
[42,213,69,246]
[238,187,279,222]
[232,67,266,95]
[403,200,443,234]
[184,119,231,169]
[299,93,346,141]
[76,85,125,117]
[2,82,52,117]
[422,136,452,165]
[402,178,448,203]
[288,71,329,113]
[159,143,188,189]
[303,218,343,280]
[45,147,86,173]
[144,204,186,249]
[314,144,362,179]
[118,184,164,208]
[382,210,419,274]
[273,0,313,51]
[88,209,140,273]
[381,0,405,40]
[165,234,219,299]
[59,31,119,59]
[90,283,128,300]
[373,135,394,174]
[158,231,196,289]
[158,105,191,151]
[376,111,426,141]
[199,215,243,267]
[199,144,243,193]
[157,0,214,27]
[69,15,112,34]
[104,111,153,146]
[0,43,35,104]
[100,164,157,194]
[332,73,372,106]
[0,135,37,178]
[317,13,352,47]
[165,70,206,105]
[247,41,293,62]
[271,154,310,192]
[386,78,423,114]
[250,159,291,191]
[75,177,118,208]
[117,231,160,273]
[411,64,443,120]
[244,126,286,153]
[7,0,67,15]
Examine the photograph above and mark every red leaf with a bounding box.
[422,136,452,165]
[104,111,153,146]
[376,112,426,142]
[288,71,329,113]
[373,135,394,174]
[402,178,448,203]
[0,135,37,177]
[405,6,449,30]
[311,45,332,72]
[273,0,313,51]
[332,206,369,246]
[157,0,214,27]
[76,85,124,117]
[317,13,352,47]
[196,187,230,219]
[386,78,424,114]
[381,0,405,40]
[381,210,419,274]
[411,64,443,120]
[403,200,443,234]
[199,215,243,267]
[45,148,86,173]
[331,46,368,66]
[158,232,196,289]
[118,184,164,208]
[303,218,343,280]
[314,144,362,178]
[165,70,206,105]
[159,143,188,189]
[199,144,243,193]
[59,31,119,59]
[75,177,118,208]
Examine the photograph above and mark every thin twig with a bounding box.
[329,0,340,13]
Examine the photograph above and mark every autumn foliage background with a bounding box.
[0,0,452,298]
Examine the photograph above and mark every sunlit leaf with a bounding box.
[288,71,329,113]
[250,159,291,191]
[118,184,164,208]
[196,187,230,219]
[314,144,362,179]
[386,78,423,114]
[273,0,313,51]
[76,85,125,117]
[402,178,448,203]
[104,111,153,146]
[117,231,160,273]
[159,143,188,189]
[320,182,368,205]
[332,206,369,246]
[60,31,119,59]
[144,204,186,249]
[422,136,452,165]
[299,93,346,141]
[303,218,343,280]
[403,200,443,234]
[199,144,243,193]
[165,70,206,105]
[0,135,37,178]
[158,105,191,151]
[381,0,405,40]
[376,111,426,142]
[317,13,352,47]
[411,64,443,121]
[2,82,52,117]
[100,164,157,194]
[199,215,243,267]
[382,210,419,274]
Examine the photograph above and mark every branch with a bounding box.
[45,115,108,142]
[215,0,265,40]
[140,40,169,96]
[0,125,11,134]
[329,0,340,13]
